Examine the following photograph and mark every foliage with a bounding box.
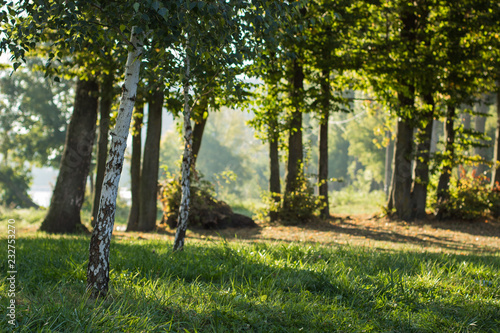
[0,165,32,208]
[0,62,72,207]
[160,110,268,200]
[1,234,499,332]
[262,172,324,225]
[429,167,500,220]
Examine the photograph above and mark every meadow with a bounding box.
[0,207,499,332]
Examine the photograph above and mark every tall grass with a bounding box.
[1,233,499,332]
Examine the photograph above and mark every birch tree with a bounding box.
[173,48,192,251]
[87,27,144,296]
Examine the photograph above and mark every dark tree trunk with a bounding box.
[387,7,417,221]
[41,78,98,233]
[318,69,330,218]
[92,74,113,227]
[437,105,456,205]
[387,116,414,220]
[411,94,434,219]
[269,116,281,222]
[126,103,144,231]
[191,97,208,169]
[473,96,490,175]
[384,130,393,198]
[137,87,164,231]
[284,58,304,202]
[269,136,281,189]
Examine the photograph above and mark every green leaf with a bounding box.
[133,2,140,12]
[158,7,169,21]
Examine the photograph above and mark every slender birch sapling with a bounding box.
[173,48,192,252]
[87,27,144,297]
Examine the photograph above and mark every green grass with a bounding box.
[1,232,499,332]
[331,189,386,215]
[0,207,46,232]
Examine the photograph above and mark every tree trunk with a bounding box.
[318,69,330,218]
[137,87,164,231]
[388,117,413,220]
[437,105,456,205]
[87,27,143,298]
[384,130,393,198]
[191,96,208,169]
[284,58,304,207]
[92,74,114,227]
[387,88,414,221]
[126,103,143,231]
[430,119,440,154]
[473,96,490,175]
[40,77,98,233]
[269,124,280,222]
[173,50,192,252]
[491,88,500,217]
[89,171,94,199]
[491,88,500,190]
[411,94,434,219]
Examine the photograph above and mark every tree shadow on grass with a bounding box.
[184,217,497,253]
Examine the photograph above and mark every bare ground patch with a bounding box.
[113,214,500,254]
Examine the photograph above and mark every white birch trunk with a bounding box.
[173,48,192,252]
[87,27,144,297]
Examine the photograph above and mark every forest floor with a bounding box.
[113,214,500,254]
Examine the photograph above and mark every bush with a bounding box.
[159,173,256,229]
[259,172,324,225]
[429,167,500,220]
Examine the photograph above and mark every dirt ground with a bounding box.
[115,214,500,254]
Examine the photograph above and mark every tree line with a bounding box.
[1,0,499,297]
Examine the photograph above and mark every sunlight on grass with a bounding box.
[330,189,386,215]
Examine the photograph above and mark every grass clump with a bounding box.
[1,232,499,332]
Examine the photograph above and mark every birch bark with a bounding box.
[87,27,144,297]
[173,50,192,252]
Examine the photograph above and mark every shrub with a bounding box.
[259,172,324,225]
[159,173,235,229]
[429,167,500,220]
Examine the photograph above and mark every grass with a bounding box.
[1,227,499,332]
[331,189,386,215]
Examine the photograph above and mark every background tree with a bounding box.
[137,83,164,231]
[40,77,98,233]
[125,100,144,231]
[0,61,72,208]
